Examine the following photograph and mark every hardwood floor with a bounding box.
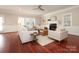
[0,32,79,53]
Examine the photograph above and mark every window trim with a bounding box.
[62,13,72,27]
[0,16,5,24]
[0,16,5,31]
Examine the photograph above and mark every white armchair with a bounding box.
[18,30,33,43]
[18,26,32,43]
[48,29,68,41]
[18,26,38,43]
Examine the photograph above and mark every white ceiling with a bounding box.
[0,5,74,16]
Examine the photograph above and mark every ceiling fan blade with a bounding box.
[40,8,45,11]
[39,5,42,8]
[32,5,45,11]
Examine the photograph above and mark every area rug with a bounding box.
[36,35,54,46]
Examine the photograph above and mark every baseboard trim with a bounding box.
[0,31,17,34]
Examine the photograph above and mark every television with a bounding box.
[49,23,57,31]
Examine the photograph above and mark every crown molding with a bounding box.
[44,6,79,16]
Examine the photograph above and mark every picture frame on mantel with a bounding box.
[47,16,57,21]
[48,19,51,21]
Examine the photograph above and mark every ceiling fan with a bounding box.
[32,5,45,11]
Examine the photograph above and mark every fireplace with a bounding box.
[49,23,57,31]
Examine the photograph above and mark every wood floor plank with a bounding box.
[0,32,79,53]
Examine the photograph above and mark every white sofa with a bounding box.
[18,26,38,43]
[48,28,68,41]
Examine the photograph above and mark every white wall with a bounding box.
[44,6,79,36]
[0,14,19,32]
[66,26,79,36]
[4,14,18,26]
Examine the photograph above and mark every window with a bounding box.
[0,17,4,25]
[18,17,25,26]
[0,17,4,31]
[63,13,72,27]
[18,17,35,27]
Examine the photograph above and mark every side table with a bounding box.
[31,32,38,42]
